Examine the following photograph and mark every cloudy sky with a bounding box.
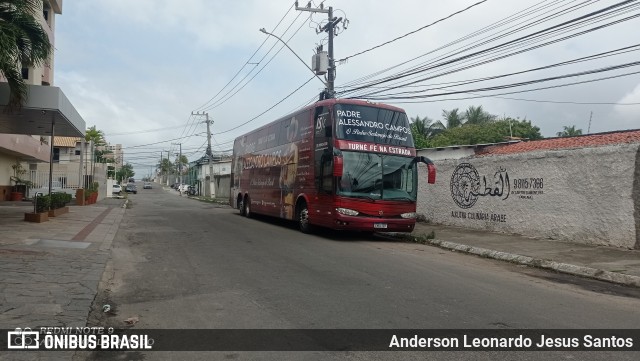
[53,0,640,176]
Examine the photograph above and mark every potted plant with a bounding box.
[24,194,50,223]
[84,181,99,204]
[90,181,99,204]
[10,161,32,201]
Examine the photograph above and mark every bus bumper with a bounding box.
[332,214,415,232]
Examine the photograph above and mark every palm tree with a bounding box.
[441,108,465,129]
[410,115,443,139]
[85,126,106,180]
[464,105,495,125]
[0,0,53,109]
[556,125,583,137]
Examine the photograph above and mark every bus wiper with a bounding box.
[350,194,377,202]
[385,196,414,201]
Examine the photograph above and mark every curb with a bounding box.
[391,234,640,288]
[429,239,640,288]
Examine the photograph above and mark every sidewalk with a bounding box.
[408,222,640,287]
[0,199,125,334]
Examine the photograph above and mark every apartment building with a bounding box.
[0,0,86,201]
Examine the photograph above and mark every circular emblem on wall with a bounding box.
[450,163,480,209]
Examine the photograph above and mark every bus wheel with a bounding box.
[297,202,311,233]
[244,195,252,218]
[238,195,245,216]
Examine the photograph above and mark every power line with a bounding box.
[105,124,185,136]
[478,95,640,105]
[373,69,640,103]
[201,13,310,111]
[213,75,317,135]
[339,0,572,89]
[353,44,640,97]
[339,0,636,96]
[342,4,640,98]
[337,0,490,63]
[193,3,295,111]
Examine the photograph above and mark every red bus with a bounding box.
[230,98,436,233]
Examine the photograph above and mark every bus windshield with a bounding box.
[334,104,414,147]
[337,151,417,201]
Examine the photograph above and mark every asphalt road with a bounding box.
[80,184,640,361]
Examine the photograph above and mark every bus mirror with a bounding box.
[427,163,436,184]
[416,156,436,184]
[333,156,343,177]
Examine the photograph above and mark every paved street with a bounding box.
[73,186,640,360]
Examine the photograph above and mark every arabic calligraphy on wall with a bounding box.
[450,163,510,209]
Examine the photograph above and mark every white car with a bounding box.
[112,184,122,195]
[178,184,190,193]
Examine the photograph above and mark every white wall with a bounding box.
[417,143,640,249]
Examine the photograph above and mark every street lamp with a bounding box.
[259,28,326,87]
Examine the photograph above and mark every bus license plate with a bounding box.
[374,223,387,229]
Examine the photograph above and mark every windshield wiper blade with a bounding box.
[385,196,414,201]
[349,194,378,201]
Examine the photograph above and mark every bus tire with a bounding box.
[244,195,252,218]
[238,194,245,216]
[297,201,312,233]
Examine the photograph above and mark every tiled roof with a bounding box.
[477,129,640,156]
[53,137,81,148]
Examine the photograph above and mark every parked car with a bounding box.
[143,182,152,189]
[112,184,122,195]
[125,184,137,194]
[178,184,190,193]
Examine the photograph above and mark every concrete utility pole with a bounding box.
[172,143,182,185]
[164,150,170,185]
[192,111,214,197]
[295,1,344,98]
[588,111,593,134]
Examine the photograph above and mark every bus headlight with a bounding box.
[400,212,417,219]
[336,208,359,216]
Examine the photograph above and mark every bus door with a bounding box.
[313,106,334,227]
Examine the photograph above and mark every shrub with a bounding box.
[35,195,50,213]
[50,193,72,209]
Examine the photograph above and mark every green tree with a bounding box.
[116,163,134,183]
[464,105,496,125]
[85,125,106,179]
[0,0,52,109]
[85,125,106,146]
[556,125,583,137]
[430,119,543,147]
[441,108,465,129]
[410,115,445,148]
[158,158,173,174]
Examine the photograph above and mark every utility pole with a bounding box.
[192,111,214,197]
[165,150,170,185]
[172,143,182,185]
[295,1,345,98]
[588,111,593,134]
